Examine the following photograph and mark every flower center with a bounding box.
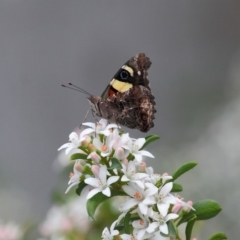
[101,144,108,152]
[69,172,74,178]
[134,191,142,200]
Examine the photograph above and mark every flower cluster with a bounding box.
[58,119,224,240]
[0,220,22,240]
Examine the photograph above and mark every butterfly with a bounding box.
[63,53,156,132]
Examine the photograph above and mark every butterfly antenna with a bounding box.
[61,82,91,96]
[79,107,91,129]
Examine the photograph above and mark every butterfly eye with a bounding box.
[119,70,129,80]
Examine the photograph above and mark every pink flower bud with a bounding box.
[81,135,91,146]
[91,165,100,177]
[162,172,169,176]
[115,147,125,160]
[121,158,128,166]
[89,152,101,163]
[74,161,84,172]
[88,143,96,151]
[172,203,182,214]
[192,238,197,240]
[138,161,147,172]
[183,200,193,212]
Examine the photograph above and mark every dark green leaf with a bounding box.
[208,232,228,240]
[141,135,160,149]
[124,211,131,234]
[178,199,222,225]
[172,182,183,192]
[70,153,88,160]
[76,182,87,196]
[109,158,122,170]
[86,190,126,220]
[185,217,196,240]
[160,220,178,238]
[171,162,198,181]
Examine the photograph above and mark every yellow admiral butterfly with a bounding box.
[63,53,156,132]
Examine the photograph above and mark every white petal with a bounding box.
[135,138,146,149]
[142,196,156,205]
[165,213,179,221]
[99,166,107,183]
[93,138,102,150]
[132,173,148,180]
[121,175,130,182]
[133,153,142,162]
[138,202,148,215]
[122,185,135,197]
[146,222,159,233]
[101,152,110,157]
[102,187,111,197]
[157,203,170,217]
[107,176,119,185]
[80,128,95,139]
[85,178,100,187]
[82,122,96,129]
[65,145,75,154]
[133,180,145,189]
[160,182,173,196]
[58,143,70,151]
[87,188,101,199]
[121,198,139,211]
[159,222,168,234]
[65,182,79,194]
[139,150,154,158]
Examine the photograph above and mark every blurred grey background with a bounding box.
[0,1,240,239]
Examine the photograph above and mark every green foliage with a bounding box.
[70,153,88,160]
[172,182,183,192]
[86,190,127,220]
[208,232,228,240]
[171,162,198,181]
[141,134,160,149]
[108,158,122,170]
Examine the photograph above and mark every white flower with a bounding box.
[58,128,94,154]
[93,134,113,157]
[121,161,148,189]
[0,221,22,240]
[132,214,155,240]
[155,182,177,216]
[146,167,172,185]
[120,234,136,240]
[101,220,119,240]
[121,183,157,215]
[109,129,131,159]
[125,138,154,162]
[82,119,118,136]
[147,211,178,235]
[84,165,119,199]
[65,162,83,193]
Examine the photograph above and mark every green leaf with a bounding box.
[208,232,228,240]
[185,217,196,240]
[109,158,122,170]
[141,135,160,149]
[178,199,222,225]
[76,182,87,196]
[86,190,127,220]
[70,153,88,160]
[171,162,198,181]
[160,220,178,238]
[172,182,183,192]
[124,211,131,234]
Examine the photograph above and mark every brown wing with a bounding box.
[105,85,156,132]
